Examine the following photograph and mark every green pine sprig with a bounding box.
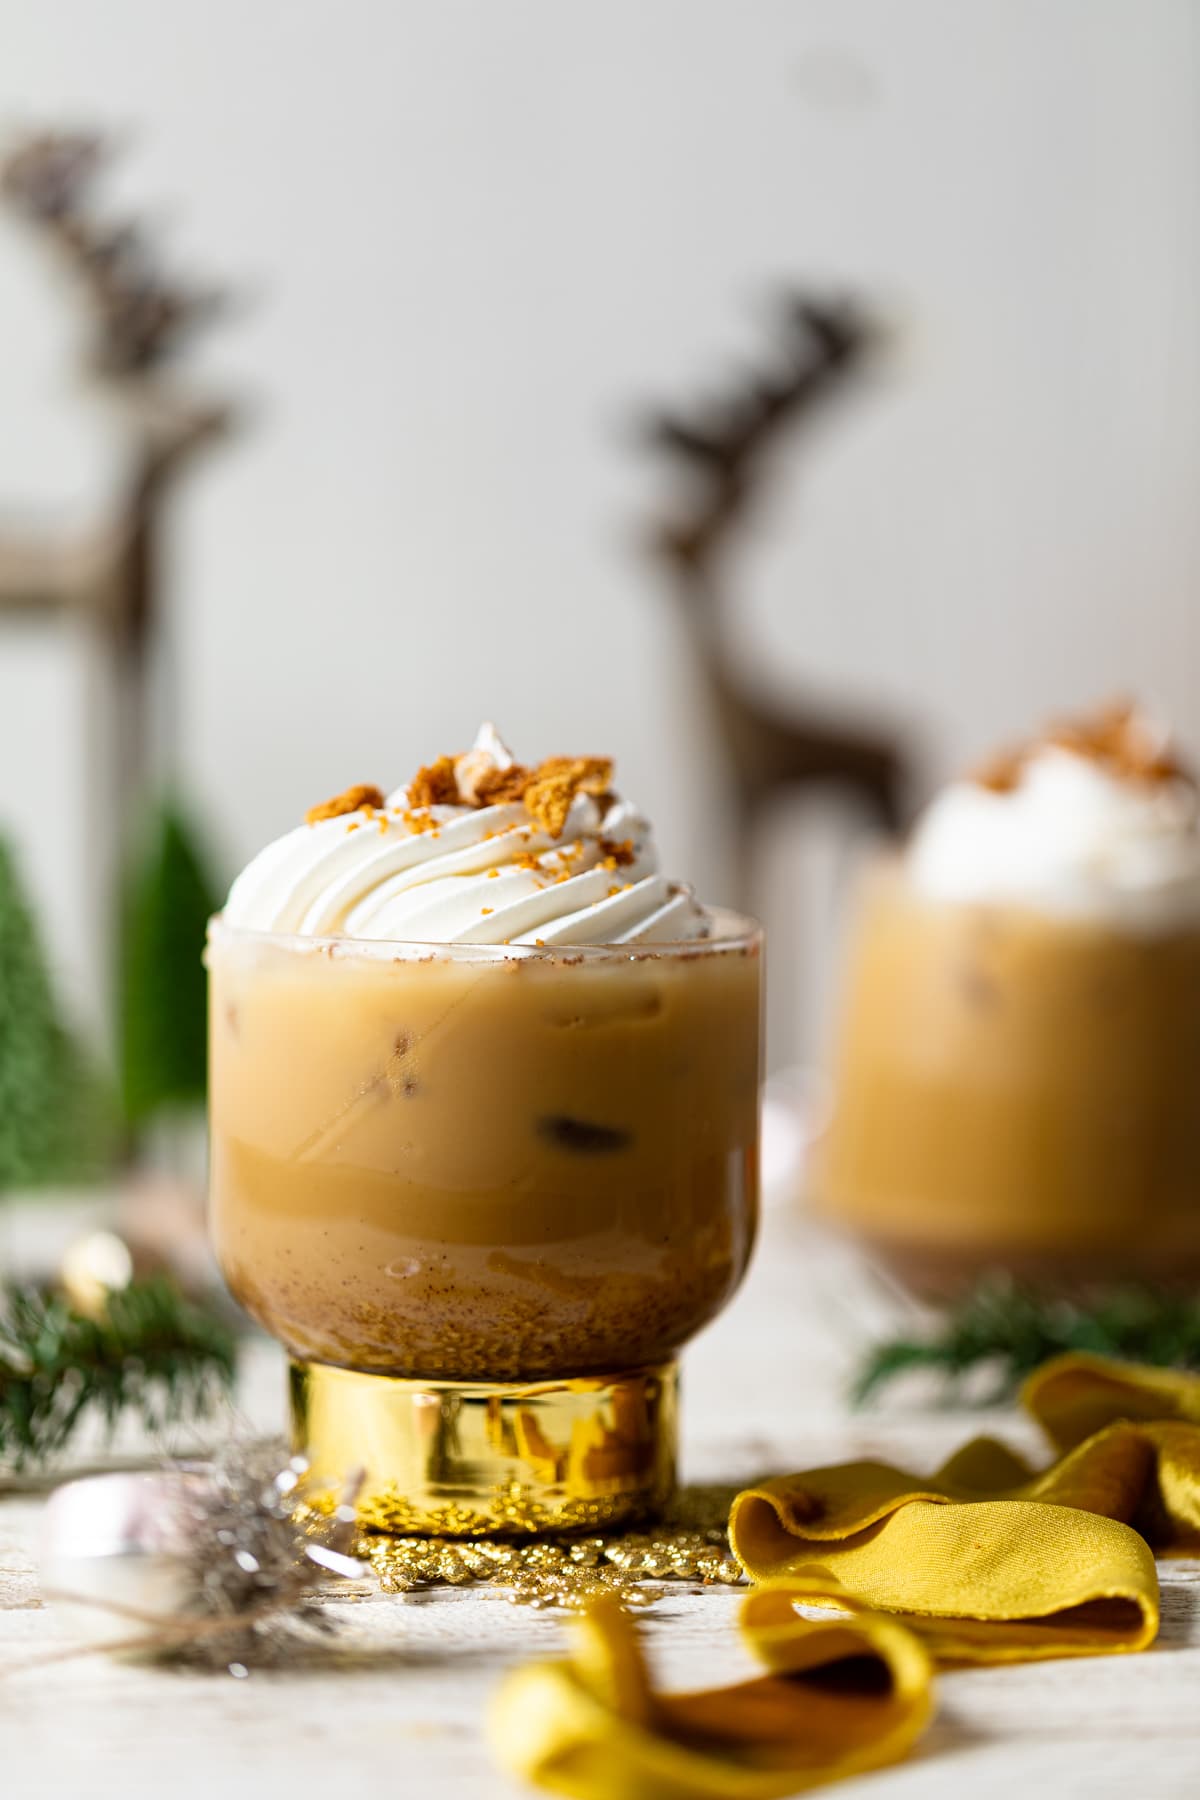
[0,1275,236,1473]
[853,1278,1200,1408]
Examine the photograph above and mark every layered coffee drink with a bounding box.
[208,726,761,1530]
[818,704,1200,1286]
[209,927,760,1381]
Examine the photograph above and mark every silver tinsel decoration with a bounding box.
[39,1445,366,1671]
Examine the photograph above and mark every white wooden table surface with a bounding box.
[4,1204,1200,1799]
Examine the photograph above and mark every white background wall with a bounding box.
[1,1,1197,1059]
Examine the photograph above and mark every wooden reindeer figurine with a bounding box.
[0,130,235,815]
[642,295,910,906]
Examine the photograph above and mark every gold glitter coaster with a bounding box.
[355,1483,745,1609]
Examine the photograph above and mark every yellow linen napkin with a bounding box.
[729,1492,1157,1662]
[728,1349,1200,1659]
[489,1580,933,1799]
[1024,1351,1200,1450]
[492,1353,1200,1797]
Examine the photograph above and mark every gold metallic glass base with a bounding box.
[290,1358,678,1537]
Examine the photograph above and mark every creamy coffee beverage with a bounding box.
[818,704,1200,1285]
[208,726,762,1380]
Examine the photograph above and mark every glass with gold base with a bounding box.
[207,916,762,1535]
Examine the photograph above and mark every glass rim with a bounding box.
[205,906,762,962]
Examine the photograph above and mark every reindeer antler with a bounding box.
[1,130,226,376]
[644,295,876,572]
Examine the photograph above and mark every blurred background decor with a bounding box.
[0,129,236,1435]
[642,291,911,923]
[0,129,232,1185]
[0,832,114,1191]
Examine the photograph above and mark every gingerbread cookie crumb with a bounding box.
[523,756,614,837]
[1047,700,1190,785]
[408,756,461,809]
[474,764,534,806]
[970,701,1193,795]
[305,783,386,825]
[398,743,619,838]
[971,747,1024,794]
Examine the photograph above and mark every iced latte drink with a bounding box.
[818,705,1200,1288]
[209,726,762,1532]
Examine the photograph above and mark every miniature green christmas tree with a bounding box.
[0,833,116,1188]
[119,797,224,1128]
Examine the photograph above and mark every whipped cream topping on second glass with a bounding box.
[907,707,1200,932]
[223,723,711,946]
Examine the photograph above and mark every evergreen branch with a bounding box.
[853,1278,1200,1407]
[0,1275,236,1472]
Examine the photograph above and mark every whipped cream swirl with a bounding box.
[223,724,711,946]
[908,719,1200,932]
